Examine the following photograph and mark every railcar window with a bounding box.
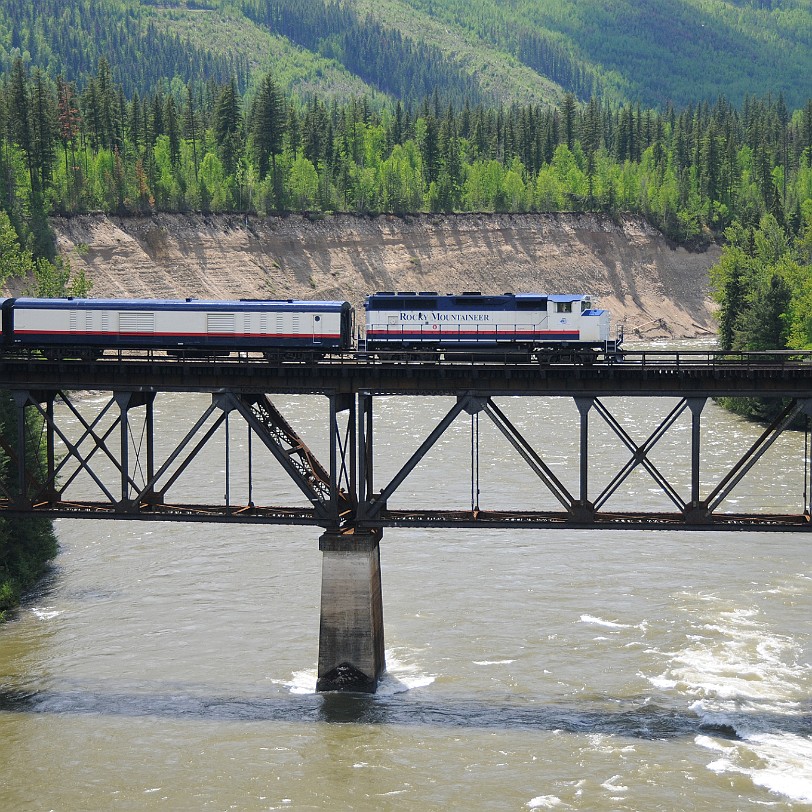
[516,298,547,310]
[581,299,591,312]
[555,302,572,313]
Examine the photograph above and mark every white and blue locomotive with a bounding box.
[364,291,621,359]
[0,291,621,360]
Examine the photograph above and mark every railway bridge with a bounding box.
[1,348,810,692]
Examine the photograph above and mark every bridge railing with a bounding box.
[616,349,812,370]
[2,347,812,368]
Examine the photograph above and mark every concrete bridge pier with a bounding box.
[316,529,385,693]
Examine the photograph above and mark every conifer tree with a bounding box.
[56,75,81,205]
[250,72,284,179]
[30,68,56,196]
[127,91,142,152]
[183,84,200,179]
[82,78,102,152]
[419,113,440,186]
[9,57,34,190]
[164,95,181,167]
[213,78,243,176]
[561,93,577,151]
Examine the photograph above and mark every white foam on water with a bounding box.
[31,606,61,620]
[473,659,516,666]
[278,650,435,696]
[578,614,630,629]
[600,774,629,792]
[650,600,812,804]
[697,733,812,804]
[376,651,436,695]
[283,669,317,695]
[526,795,563,809]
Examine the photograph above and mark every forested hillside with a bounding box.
[389,0,812,107]
[0,0,809,110]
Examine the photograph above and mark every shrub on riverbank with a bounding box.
[0,387,59,621]
[0,517,58,622]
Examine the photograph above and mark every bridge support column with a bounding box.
[316,529,385,693]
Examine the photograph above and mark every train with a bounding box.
[0,291,623,361]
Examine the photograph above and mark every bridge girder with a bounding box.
[0,387,808,531]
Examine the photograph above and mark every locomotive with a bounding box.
[364,291,620,359]
[0,291,622,361]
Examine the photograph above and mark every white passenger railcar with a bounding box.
[1,297,354,358]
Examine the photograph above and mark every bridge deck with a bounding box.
[1,349,811,397]
[1,349,810,532]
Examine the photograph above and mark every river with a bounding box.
[1,360,811,810]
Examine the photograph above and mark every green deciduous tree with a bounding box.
[288,154,319,211]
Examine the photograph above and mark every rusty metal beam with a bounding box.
[592,397,688,512]
[704,398,809,513]
[0,386,808,531]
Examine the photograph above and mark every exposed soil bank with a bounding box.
[47,212,720,339]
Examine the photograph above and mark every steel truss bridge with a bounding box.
[1,348,811,534]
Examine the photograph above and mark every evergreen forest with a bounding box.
[0,0,810,110]
[2,59,812,245]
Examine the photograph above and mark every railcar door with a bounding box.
[312,313,323,345]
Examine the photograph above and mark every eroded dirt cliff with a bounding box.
[46,212,720,339]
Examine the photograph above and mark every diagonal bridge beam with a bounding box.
[355,393,812,529]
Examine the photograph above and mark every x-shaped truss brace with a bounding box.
[358,394,812,524]
[3,389,354,523]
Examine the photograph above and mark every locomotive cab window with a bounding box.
[555,302,572,313]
